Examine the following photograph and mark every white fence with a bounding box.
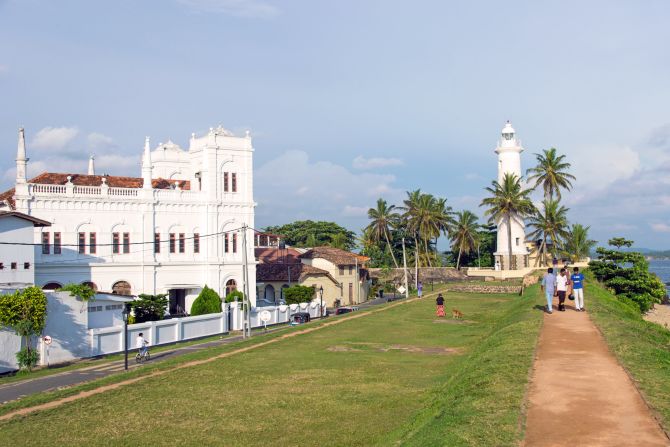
[89,301,325,357]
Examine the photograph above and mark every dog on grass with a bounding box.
[451,309,463,319]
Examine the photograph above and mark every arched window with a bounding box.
[42,282,62,290]
[82,281,98,291]
[225,279,237,296]
[264,284,275,302]
[112,281,132,296]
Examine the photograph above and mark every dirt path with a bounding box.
[523,297,669,447]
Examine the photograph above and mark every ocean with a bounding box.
[649,259,670,294]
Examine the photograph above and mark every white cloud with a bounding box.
[255,150,401,229]
[31,126,79,151]
[87,132,115,150]
[176,0,278,18]
[651,223,670,233]
[95,154,139,175]
[352,155,403,170]
[570,144,640,192]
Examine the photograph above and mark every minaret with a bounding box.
[142,136,152,189]
[16,127,28,184]
[493,121,527,270]
[88,155,96,175]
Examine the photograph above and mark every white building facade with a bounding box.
[0,126,257,312]
[494,121,529,270]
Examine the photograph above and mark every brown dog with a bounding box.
[452,309,463,319]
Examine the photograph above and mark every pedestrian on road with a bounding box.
[541,268,556,314]
[571,267,586,311]
[417,281,423,298]
[556,268,569,311]
[436,293,446,317]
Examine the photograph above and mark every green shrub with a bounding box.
[57,283,96,302]
[225,290,245,303]
[0,286,48,371]
[132,294,168,323]
[283,285,315,305]
[191,286,222,315]
[16,347,40,370]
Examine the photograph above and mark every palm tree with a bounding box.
[450,211,480,269]
[366,198,400,268]
[563,224,597,262]
[527,199,570,266]
[526,148,576,201]
[480,173,536,270]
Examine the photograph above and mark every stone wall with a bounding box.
[368,267,468,285]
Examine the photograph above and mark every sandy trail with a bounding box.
[523,297,669,446]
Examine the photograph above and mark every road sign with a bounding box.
[43,335,52,345]
[259,310,272,323]
[397,286,406,294]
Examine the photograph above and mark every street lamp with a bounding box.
[477,242,481,269]
[318,285,324,318]
[122,303,131,371]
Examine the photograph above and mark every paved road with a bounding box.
[523,296,669,446]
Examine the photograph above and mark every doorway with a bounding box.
[169,289,187,315]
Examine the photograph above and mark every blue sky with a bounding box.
[1,0,669,248]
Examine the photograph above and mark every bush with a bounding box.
[225,290,245,303]
[16,347,40,370]
[283,285,315,305]
[0,286,48,371]
[191,286,222,315]
[132,294,168,323]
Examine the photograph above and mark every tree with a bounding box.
[563,224,597,262]
[132,294,168,323]
[190,286,222,316]
[526,147,576,200]
[450,211,480,269]
[264,221,357,251]
[225,290,245,303]
[0,286,48,371]
[526,199,570,266]
[608,237,633,249]
[589,238,666,313]
[400,190,453,268]
[283,285,315,304]
[480,173,536,270]
[366,198,400,268]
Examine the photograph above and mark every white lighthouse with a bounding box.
[494,121,528,270]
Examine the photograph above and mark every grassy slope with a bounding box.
[0,290,544,446]
[386,285,543,446]
[586,282,670,431]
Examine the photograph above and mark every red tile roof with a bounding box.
[255,247,301,264]
[298,246,369,266]
[256,263,338,283]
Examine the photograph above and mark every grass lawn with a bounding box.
[586,282,670,431]
[0,289,544,446]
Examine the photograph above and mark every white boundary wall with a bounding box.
[89,301,326,356]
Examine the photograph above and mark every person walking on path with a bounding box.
[435,293,446,317]
[556,268,569,311]
[417,281,423,298]
[541,268,556,314]
[571,267,586,311]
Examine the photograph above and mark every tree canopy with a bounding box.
[265,220,357,251]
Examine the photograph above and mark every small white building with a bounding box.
[0,126,257,312]
[0,211,50,286]
[493,121,530,269]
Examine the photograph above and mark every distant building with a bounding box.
[0,126,257,312]
[493,122,530,270]
[0,211,50,287]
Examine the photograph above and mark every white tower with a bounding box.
[16,127,28,184]
[142,137,152,189]
[494,121,528,270]
[88,155,96,175]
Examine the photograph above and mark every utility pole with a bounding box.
[414,243,419,291]
[241,224,251,338]
[402,237,409,299]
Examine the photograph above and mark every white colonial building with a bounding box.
[0,126,257,313]
[494,121,530,270]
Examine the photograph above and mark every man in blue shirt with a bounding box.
[571,267,586,311]
[541,268,556,314]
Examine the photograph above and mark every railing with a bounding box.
[73,185,101,195]
[108,187,139,197]
[154,189,200,201]
[30,184,66,194]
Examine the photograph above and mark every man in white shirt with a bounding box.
[556,268,569,312]
[136,332,148,356]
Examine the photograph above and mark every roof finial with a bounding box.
[88,155,95,176]
[142,136,152,189]
[16,127,28,183]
